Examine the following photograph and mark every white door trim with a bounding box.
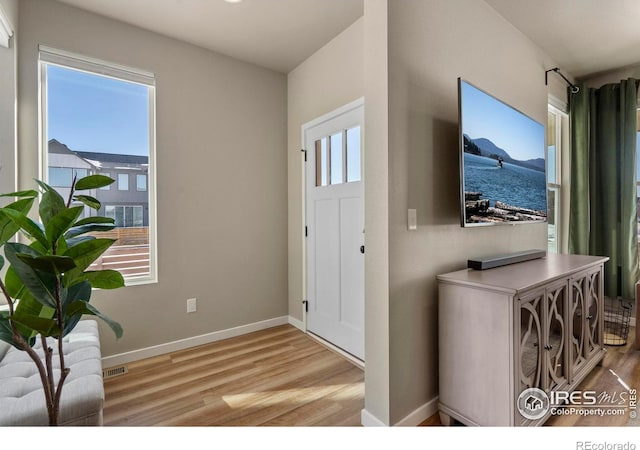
[300,97,365,354]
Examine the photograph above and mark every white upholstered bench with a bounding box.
[0,320,104,426]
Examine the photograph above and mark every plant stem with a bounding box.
[0,276,15,315]
[66,174,77,208]
[0,274,56,424]
[41,335,57,425]
[0,273,59,425]
[52,272,67,426]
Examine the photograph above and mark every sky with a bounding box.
[47,65,150,156]
[461,80,545,161]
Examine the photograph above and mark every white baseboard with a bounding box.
[101,315,289,368]
[361,396,439,427]
[361,409,387,427]
[288,315,305,331]
[394,396,439,426]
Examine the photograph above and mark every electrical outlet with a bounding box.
[187,298,197,313]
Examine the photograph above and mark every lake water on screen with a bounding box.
[463,153,546,212]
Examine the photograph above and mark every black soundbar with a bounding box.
[467,249,546,270]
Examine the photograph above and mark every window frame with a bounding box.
[117,173,129,191]
[38,46,158,286]
[547,103,567,254]
[136,174,147,192]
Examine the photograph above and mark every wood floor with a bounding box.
[104,324,637,427]
[421,327,639,426]
[103,325,364,426]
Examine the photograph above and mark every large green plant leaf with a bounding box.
[75,175,114,191]
[83,270,125,289]
[64,223,115,240]
[65,235,95,248]
[63,238,115,287]
[74,217,115,227]
[12,294,58,338]
[65,300,122,339]
[5,269,56,339]
[45,206,83,245]
[0,313,18,348]
[0,190,38,198]
[73,195,101,210]
[65,217,115,239]
[0,254,3,271]
[16,254,76,274]
[58,279,90,334]
[60,281,91,334]
[39,187,66,227]
[0,208,48,248]
[0,198,36,246]
[4,243,57,308]
[5,266,25,299]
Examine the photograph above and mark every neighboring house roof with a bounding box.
[49,139,81,156]
[75,151,148,165]
[48,139,148,171]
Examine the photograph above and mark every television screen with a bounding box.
[458,79,547,226]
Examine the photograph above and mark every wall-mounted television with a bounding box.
[458,78,547,227]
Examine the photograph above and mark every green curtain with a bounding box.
[568,78,639,299]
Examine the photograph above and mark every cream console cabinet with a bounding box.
[437,254,609,426]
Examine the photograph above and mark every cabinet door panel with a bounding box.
[519,291,544,391]
[570,276,587,380]
[545,283,567,391]
[585,269,602,358]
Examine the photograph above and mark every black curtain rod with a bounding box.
[545,67,580,94]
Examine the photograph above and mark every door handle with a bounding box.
[360,245,365,254]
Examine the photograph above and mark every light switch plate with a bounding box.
[408,209,417,231]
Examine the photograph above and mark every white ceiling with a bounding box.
[54,0,364,74]
[486,0,640,79]
[54,0,640,79]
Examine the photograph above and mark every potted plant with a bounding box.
[0,175,124,426]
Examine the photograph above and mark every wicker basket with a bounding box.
[603,297,633,346]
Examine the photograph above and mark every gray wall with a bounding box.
[384,0,564,424]
[0,0,17,197]
[362,0,391,425]
[287,17,364,323]
[17,0,288,357]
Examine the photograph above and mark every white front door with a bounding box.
[304,99,364,361]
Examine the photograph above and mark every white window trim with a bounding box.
[547,104,568,254]
[38,47,158,286]
[0,4,14,48]
[39,45,155,86]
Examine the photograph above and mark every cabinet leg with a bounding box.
[439,411,455,426]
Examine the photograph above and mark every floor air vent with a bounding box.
[103,365,128,379]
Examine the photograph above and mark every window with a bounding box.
[40,46,156,284]
[105,205,144,228]
[48,167,88,187]
[118,173,129,191]
[315,125,362,187]
[547,104,567,253]
[137,174,147,192]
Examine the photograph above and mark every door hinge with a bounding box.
[301,149,307,162]
[302,300,308,312]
